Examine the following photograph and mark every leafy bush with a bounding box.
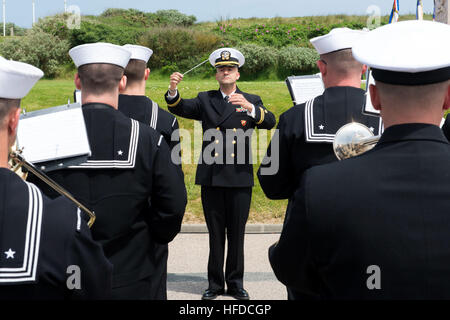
[33,14,73,40]
[139,27,220,72]
[100,8,151,27]
[150,10,197,27]
[237,44,278,75]
[213,21,368,49]
[101,8,196,27]
[70,20,143,47]
[0,30,70,78]
[278,46,319,76]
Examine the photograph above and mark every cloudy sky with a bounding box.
[4,0,435,28]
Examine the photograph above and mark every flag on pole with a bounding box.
[433,0,436,21]
[389,0,400,24]
[416,0,424,20]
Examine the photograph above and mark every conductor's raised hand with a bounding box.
[228,93,254,113]
[169,72,184,93]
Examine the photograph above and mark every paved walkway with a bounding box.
[167,231,287,300]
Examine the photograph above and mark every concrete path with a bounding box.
[167,231,287,300]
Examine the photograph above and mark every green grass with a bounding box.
[22,78,292,224]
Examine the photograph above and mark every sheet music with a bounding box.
[362,69,380,117]
[286,75,324,105]
[17,103,91,164]
[74,89,82,103]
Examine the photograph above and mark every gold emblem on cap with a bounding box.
[221,51,231,61]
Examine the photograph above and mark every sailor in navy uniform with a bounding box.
[165,48,276,300]
[119,44,180,300]
[30,43,187,300]
[258,28,382,201]
[120,45,180,153]
[258,28,381,299]
[0,57,112,299]
[269,20,450,299]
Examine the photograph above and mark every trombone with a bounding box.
[9,148,96,228]
[333,122,380,160]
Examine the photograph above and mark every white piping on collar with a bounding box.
[69,119,140,169]
[0,182,43,283]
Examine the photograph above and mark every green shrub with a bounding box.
[151,10,197,27]
[100,8,196,27]
[70,20,143,47]
[100,8,151,27]
[237,44,278,76]
[0,30,70,78]
[139,27,220,72]
[33,14,73,40]
[278,46,319,76]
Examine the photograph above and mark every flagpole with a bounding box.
[32,0,35,26]
[64,0,67,13]
[416,0,424,20]
[2,0,5,37]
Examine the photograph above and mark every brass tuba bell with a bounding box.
[333,122,380,160]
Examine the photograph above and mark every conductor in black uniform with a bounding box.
[165,48,276,300]
[258,27,382,300]
[269,20,450,299]
[32,43,187,299]
[119,44,180,300]
[0,57,112,299]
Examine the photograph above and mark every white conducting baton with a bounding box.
[182,59,209,76]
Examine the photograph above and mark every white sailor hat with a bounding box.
[353,20,450,85]
[69,42,132,69]
[123,44,153,63]
[310,28,367,55]
[0,56,43,99]
[209,48,245,68]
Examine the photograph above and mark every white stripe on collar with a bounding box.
[0,183,43,283]
[68,119,140,169]
[305,97,384,143]
[151,101,158,130]
[304,98,335,143]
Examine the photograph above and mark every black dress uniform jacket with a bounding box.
[31,103,187,297]
[118,94,180,300]
[165,87,276,187]
[0,169,112,300]
[269,123,450,299]
[119,94,180,151]
[258,86,382,200]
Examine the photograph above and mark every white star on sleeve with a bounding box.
[4,249,16,259]
[118,150,124,156]
[319,125,325,130]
